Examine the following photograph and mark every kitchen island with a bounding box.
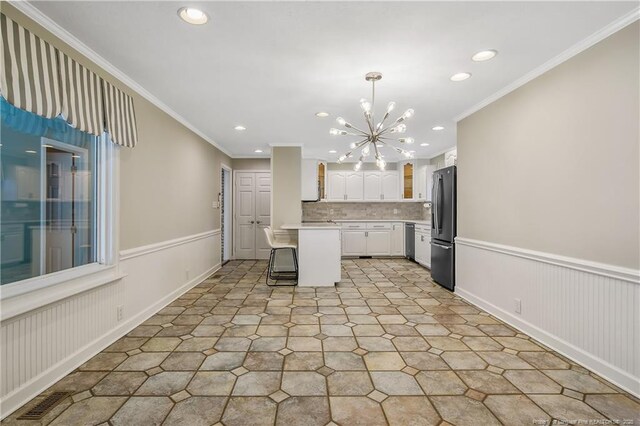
[280,223,342,287]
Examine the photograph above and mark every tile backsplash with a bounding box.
[302,202,430,222]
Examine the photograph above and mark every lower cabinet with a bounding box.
[415,230,431,268]
[365,230,391,255]
[340,222,403,257]
[390,223,404,256]
[342,230,367,256]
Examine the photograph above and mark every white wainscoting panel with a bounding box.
[0,229,221,419]
[456,237,640,397]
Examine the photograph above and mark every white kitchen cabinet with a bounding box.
[339,222,405,257]
[382,172,400,200]
[330,171,364,200]
[342,230,367,256]
[363,172,382,201]
[390,223,404,256]
[366,230,391,255]
[414,229,431,268]
[327,172,347,200]
[362,171,399,201]
[345,172,364,200]
[417,164,436,201]
[400,160,436,201]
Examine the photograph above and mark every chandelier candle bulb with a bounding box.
[386,101,396,113]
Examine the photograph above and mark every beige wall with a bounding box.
[2,4,231,250]
[271,147,301,229]
[232,158,270,171]
[457,22,639,269]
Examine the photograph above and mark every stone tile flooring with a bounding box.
[4,259,639,425]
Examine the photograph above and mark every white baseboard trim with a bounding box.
[456,287,640,398]
[0,263,220,419]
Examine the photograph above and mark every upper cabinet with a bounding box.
[363,171,399,201]
[381,172,400,200]
[327,171,364,201]
[321,163,435,203]
[400,160,436,201]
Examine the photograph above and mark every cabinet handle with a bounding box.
[365,231,368,237]
[421,235,424,242]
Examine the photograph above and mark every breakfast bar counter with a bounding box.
[281,223,342,287]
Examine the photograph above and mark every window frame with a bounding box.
[0,133,123,321]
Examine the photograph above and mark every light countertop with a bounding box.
[282,223,342,230]
[306,219,432,226]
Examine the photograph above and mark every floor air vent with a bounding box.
[17,392,72,420]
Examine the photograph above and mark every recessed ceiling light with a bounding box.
[72,155,81,158]
[178,7,208,25]
[408,150,415,153]
[472,49,498,62]
[420,143,430,147]
[234,125,246,131]
[432,126,444,131]
[254,149,263,153]
[450,72,471,82]
[316,112,329,118]
[329,150,337,153]
[42,144,53,148]
[25,150,37,154]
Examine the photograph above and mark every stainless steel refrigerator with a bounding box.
[431,165,456,291]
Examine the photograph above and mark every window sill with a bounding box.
[0,264,127,321]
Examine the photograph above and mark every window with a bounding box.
[1,96,107,286]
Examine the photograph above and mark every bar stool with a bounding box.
[263,227,298,286]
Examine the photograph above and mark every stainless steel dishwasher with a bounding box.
[405,223,415,261]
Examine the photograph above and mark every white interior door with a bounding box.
[235,172,256,259]
[255,172,271,259]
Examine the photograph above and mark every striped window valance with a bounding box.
[58,51,104,136]
[103,80,138,148]
[0,12,137,147]
[0,14,61,118]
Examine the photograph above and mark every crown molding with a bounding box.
[9,0,233,157]
[453,6,640,123]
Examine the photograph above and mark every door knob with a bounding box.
[256,221,261,224]
[250,220,255,224]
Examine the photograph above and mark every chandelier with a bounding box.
[330,72,415,171]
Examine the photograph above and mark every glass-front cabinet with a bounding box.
[400,160,435,201]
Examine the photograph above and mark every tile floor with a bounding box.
[4,259,639,425]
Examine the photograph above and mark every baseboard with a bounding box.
[456,286,640,398]
[0,263,220,419]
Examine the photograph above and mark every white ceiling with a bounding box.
[30,1,636,161]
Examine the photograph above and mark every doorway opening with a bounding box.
[221,166,232,264]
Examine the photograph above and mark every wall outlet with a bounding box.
[116,305,123,321]
[514,298,522,314]
[393,208,398,214]
[329,209,334,215]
